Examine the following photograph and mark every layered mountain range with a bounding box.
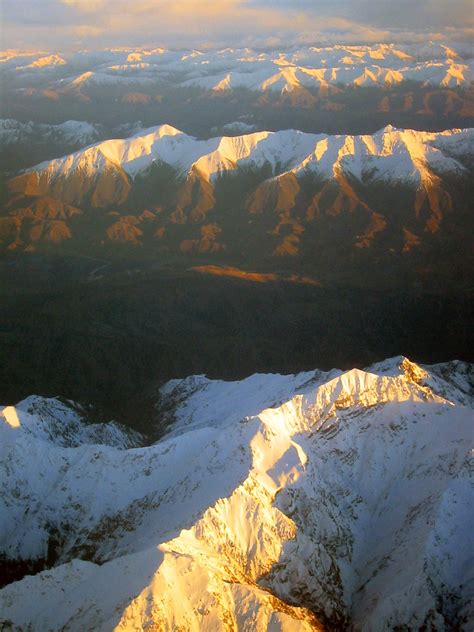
[1,356,473,630]
[3,43,473,152]
[2,37,473,632]
[2,124,473,290]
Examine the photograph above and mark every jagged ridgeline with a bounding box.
[2,124,473,290]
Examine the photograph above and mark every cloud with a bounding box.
[250,0,474,29]
[1,0,473,50]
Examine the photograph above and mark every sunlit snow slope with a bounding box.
[1,357,473,630]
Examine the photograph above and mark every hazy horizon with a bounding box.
[2,0,473,51]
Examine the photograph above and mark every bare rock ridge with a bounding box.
[1,356,473,630]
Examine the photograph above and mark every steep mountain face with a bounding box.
[1,357,473,630]
[2,124,473,291]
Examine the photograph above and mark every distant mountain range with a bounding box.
[2,124,473,291]
[2,43,473,95]
[0,119,101,147]
[1,356,473,629]
[2,44,472,152]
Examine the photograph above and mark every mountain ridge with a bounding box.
[16,124,472,187]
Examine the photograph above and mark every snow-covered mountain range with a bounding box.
[2,123,472,288]
[2,43,473,93]
[19,124,473,188]
[1,356,473,630]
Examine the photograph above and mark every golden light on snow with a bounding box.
[1,406,21,428]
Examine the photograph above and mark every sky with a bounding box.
[1,0,473,50]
